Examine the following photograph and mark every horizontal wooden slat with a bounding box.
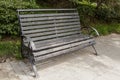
[21,19,79,26]
[20,13,78,18]
[25,28,80,37]
[23,30,82,43]
[34,36,91,51]
[25,31,55,37]
[70,39,94,47]
[35,42,95,62]
[20,15,79,22]
[57,25,80,30]
[32,34,56,41]
[57,28,80,33]
[34,35,77,46]
[34,43,71,57]
[22,22,80,30]
[18,9,77,12]
[34,34,83,46]
[57,31,79,37]
[22,28,55,34]
[34,38,58,46]
[35,41,95,62]
[32,31,79,41]
[34,48,71,62]
[70,41,95,52]
[34,39,95,60]
[22,25,80,34]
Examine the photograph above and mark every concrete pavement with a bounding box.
[0,34,120,80]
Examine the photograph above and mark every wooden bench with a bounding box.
[17,9,99,77]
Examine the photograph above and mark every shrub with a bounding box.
[75,1,120,24]
[0,40,21,59]
[94,23,120,35]
[0,0,39,38]
[77,4,95,24]
[95,7,120,23]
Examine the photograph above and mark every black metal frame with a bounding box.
[17,10,39,77]
[91,45,98,55]
[81,26,99,37]
[81,26,99,55]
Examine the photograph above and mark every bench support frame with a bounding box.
[91,45,98,55]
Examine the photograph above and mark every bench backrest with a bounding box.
[18,9,81,46]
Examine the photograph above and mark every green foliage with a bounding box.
[95,7,120,23]
[77,4,95,24]
[0,40,21,59]
[0,0,39,38]
[37,0,74,8]
[94,23,120,35]
[71,0,120,23]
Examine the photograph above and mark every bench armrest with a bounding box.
[81,26,100,37]
[90,27,100,36]
[21,35,36,50]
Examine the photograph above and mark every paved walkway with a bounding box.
[0,34,120,80]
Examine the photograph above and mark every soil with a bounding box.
[0,57,16,63]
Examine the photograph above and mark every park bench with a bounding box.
[17,9,99,77]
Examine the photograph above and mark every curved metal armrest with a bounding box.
[90,27,100,37]
[21,35,36,50]
[81,26,100,37]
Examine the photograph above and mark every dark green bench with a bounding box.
[17,9,99,77]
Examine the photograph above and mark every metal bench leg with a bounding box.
[31,62,39,77]
[91,45,98,55]
[29,52,39,77]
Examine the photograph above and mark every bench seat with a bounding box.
[33,35,95,61]
[34,34,92,50]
